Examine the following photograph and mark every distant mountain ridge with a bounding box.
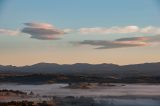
[0,62,160,77]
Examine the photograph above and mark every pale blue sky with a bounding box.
[1,0,160,27]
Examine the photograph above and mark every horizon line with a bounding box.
[0,61,160,67]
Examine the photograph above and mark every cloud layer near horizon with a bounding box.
[1,24,160,39]
[0,23,160,49]
[79,26,160,35]
[72,35,160,49]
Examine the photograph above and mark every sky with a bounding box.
[0,0,160,66]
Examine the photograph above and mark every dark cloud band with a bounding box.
[21,22,65,40]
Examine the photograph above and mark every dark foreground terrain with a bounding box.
[0,73,160,84]
[1,96,160,106]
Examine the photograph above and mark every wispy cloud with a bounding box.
[116,37,149,42]
[79,26,139,34]
[0,28,19,36]
[79,26,160,35]
[140,26,160,34]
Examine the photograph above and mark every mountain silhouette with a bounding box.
[0,62,160,77]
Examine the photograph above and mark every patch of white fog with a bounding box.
[1,83,160,97]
